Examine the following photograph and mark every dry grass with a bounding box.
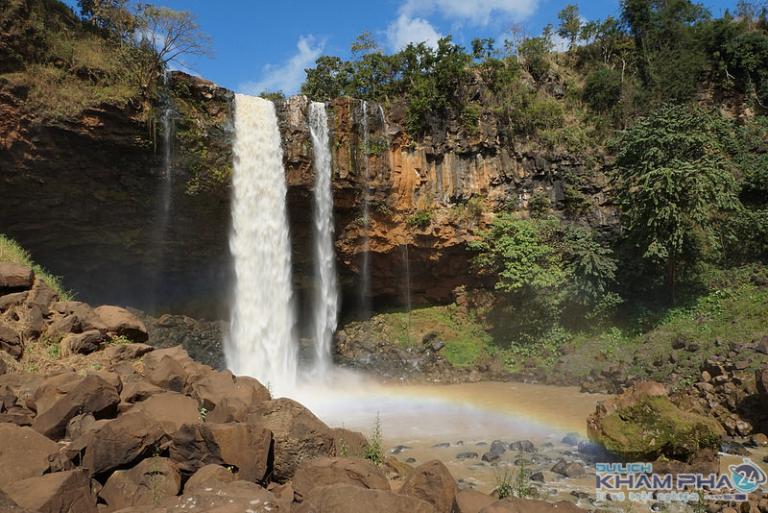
[0,234,71,299]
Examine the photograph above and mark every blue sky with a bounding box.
[66,0,740,94]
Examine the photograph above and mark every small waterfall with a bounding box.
[160,72,174,218]
[402,243,412,344]
[359,100,371,317]
[308,102,338,374]
[226,94,297,394]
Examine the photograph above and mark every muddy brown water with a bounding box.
[293,379,768,512]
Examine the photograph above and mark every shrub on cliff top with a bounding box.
[0,234,71,299]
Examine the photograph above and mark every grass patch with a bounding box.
[0,234,71,299]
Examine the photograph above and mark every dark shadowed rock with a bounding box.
[509,440,535,453]
[100,457,181,511]
[551,460,585,478]
[293,457,389,502]
[94,305,148,342]
[32,374,119,440]
[0,423,59,488]
[247,398,335,482]
[170,422,273,484]
[0,324,22,359]
[399,460,458,513]
[3,469,98,513]
[295,483,436,513]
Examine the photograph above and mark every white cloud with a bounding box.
[387,13,443,50]
[401,0,538,26]
[240,35,324,95]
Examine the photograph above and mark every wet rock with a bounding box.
[530,472,545,482]
[293,457,389,502]
[720,440,750,456]
[295,483,436,513]
[400,460,458,513]
[457,452,479,460]
[100,457,181,511]
[432,442,451,448]
[509,440,535,453]
[3,469,98,513]
[551,459,585,478]
[481,440,507,462]
[390,444,411,454]
[561,433,582,446]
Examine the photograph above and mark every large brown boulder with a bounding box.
[0,324,22,359]
[183,464,236,494]
[293,457,389,502]
[170,422,273,484]
[100,457,181,511]
[0,424,59,488]
[66,412,168,476]
[190,370,270,420]
[32,374,120,440]
[60,330,107,356]
[0,263,34,290]
[94,306,148,342]
[295,483,436,513]
[456,490,495,513]
[478,498,587,513]
[32,372,81,415]
[399,460,458,513]
[247,398,335,482]
[51,301,107,333]
[142,346,209,393]
[119,372,165,404]
[587,381,724,471]
[3,469,98,513]
[129,392,200,434]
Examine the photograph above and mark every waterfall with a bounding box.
[308,102,338,374]
[359,100,371,316]
[160,71,174,218]
[226,94,297,394]
[402,243,412,344]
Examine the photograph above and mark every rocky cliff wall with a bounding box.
[0,71,615,321]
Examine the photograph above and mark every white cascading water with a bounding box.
[359,100,371,316]
[226,94,297,394]
[308,102,338,374]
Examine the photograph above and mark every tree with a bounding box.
[613,105,740,302]
[518,27,553,81]
[558,4,582,50]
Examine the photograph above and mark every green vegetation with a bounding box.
[406,209,433,229]
[0,234,71,299]
[364,413,384,465]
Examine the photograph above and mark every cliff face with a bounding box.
[0,71,615,320]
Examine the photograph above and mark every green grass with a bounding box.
[0,234,71,299]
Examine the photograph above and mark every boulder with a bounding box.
[129,392,200,434]
[170,422,273,484]
[0,424,59,488]
[45,315,78,338]
[0,291,27,312]
[587,382,724,468]
[51,301,107,332]
[509,440,535,453]
[66,413,97,440]
[119,373,165,404]
[172,480,284,513]
[190,370,270,418]
[456,490,495,513]
[331,427,369,458]
[399,460,458,513]
[32,372,81,415]
[478,498,587,513]
[32,374,120,440]
[481,440,507,463]
[183,464,236,493]
[3,469,98,513]
[0,491,37,512]
[756,366,768,397]
[61,330,106,356]
[293,457,389,502]
[103,343,154,362]
[21,304,44,339]
[0,263,33,290]
[550,460,585,478]
[295,484,436,513]
[0,324,22,359]
[27,280,58,311]
[100,457,181,511]
[94,306,148,342]
[247,398,335,481]
[142,346,208,393]
[67,412,168,476]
